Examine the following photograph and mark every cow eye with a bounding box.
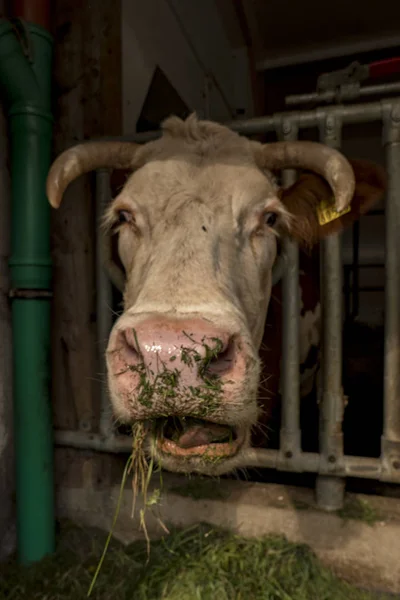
[117,210,133,224]
[264,211,278,228]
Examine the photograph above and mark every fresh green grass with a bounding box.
[0,521,392,600]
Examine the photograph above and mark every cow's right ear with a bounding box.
[279,159,386,249]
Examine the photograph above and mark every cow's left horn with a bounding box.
[256,141,355,212]
[46,142,139,208]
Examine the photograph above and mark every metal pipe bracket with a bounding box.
[383,101,400,145]
[318,110,342,148]
[381,437,400,478]
[276,116,298,142]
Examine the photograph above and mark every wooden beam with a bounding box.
[50,0,122,436]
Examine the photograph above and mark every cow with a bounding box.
[46,115,386,475]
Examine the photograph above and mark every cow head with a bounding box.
[47,115,385,475]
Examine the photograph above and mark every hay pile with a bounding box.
[0,521,392,600]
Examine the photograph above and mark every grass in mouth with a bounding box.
[88,421,167,596]
[129,421,169,559]
[89,333,230,595]
[89,410,232,595]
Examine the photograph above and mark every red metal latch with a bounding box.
[369,57,400,79]
[317,58,400,92]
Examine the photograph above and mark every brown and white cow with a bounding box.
[46,115,386,475]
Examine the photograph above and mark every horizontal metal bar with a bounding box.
[239,449,400,482]
[286,82,400,107]
[255,34,400,72]
[230,102,384,135]
[53,429,400,483]
[55,430,134,453]
[93,98,399,144]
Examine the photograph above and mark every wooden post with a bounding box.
[51,0,122,487]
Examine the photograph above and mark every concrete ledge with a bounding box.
[56,474,400,595]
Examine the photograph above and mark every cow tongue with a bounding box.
[176,423,233,448]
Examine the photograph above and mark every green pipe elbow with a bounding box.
[0,19,53,112]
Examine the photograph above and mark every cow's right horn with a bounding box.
[46,142,139,208]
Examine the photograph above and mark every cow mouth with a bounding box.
[154,417,244,458]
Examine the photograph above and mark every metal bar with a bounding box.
[285,82,400,107]
[343,267,351,322]
[316,113,346,510]
[351,221,360,320]
[55,430,133,453]
[92,99,394,144]
[255,34,400,72]
[53,429,400,482]
[230,102,383,135]
[279,119,301,466]
[239,448,391,481]
[381,103,400,475]
[95,169,114,437]
[352,83,400,99]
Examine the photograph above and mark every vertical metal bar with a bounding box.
[343,266,351,322]
[279,118,302,465]
[381,103,400,476]
[95,169,114,437]
[316,113,346,510]
[351,221,360,320]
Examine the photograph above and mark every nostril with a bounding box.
[120,328,141,362]
[204,336,236,376]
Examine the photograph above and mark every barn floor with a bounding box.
[0,520,395,600]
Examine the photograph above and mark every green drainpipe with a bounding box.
[0,19,55,563]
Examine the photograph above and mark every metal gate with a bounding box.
[55,96,400,510]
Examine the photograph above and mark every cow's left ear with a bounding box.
[279,159,387,249]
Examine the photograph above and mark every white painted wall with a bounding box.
[121,0,253,133]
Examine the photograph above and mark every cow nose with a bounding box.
[119,318,235,382]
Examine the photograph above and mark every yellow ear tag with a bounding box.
[316,197,351,226]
